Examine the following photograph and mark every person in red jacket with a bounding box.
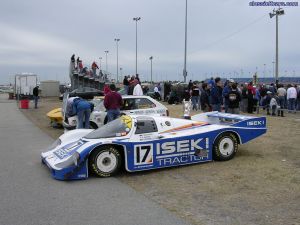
[104,84,123,123]
[103,84,111,95]
[91,62,99,77]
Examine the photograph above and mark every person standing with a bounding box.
[277,84,286,117]
[123,76,129,95]
[222,79,234,113]
[191,82,200,110]
[133,81,143,96]
[91,62,99,77]
[103,84,111,95]
[241,83,248,112]
[200,83,210,112]
[104,84,123,123]
[127,76,136,95]
[188,80,193,91]
[154,83,161,100]
[33,86,39,109]
[287,84,297,113]
[76,57,80,70]
[210,77,223,112]
[247,82,255,113]
[227,83,241,114]
[72,98,93,129]
[70,54,75,71]
[296,85,300,111]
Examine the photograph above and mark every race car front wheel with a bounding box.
[89,146,121,177]
[213,132,238,161]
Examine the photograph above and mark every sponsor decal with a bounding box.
[133,138,209,168]
[134,144,153,166]
[247,120,264,126]
[53,142,82,159]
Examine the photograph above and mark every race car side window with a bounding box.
[122,99,137,110]
[135,98,155,109]
[135,117,158,134]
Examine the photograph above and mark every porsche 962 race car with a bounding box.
[41,112,267,180]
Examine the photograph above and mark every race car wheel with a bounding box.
[213,132,238,161]
[89,146,121,177]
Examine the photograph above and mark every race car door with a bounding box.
[124,116,211,172]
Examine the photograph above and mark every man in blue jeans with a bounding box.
[104,84,123,123]
[33,86,39,109]
[72,98,93,129]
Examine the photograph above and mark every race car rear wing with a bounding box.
[191,112,266,128]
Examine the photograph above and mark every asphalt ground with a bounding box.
[0,94,190,225]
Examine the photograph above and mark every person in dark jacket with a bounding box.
[33,86,39,109]
[228,83,241,114]
[200,83,210,112]
[72,98,93,129]
[222,79,234,113]
[104,84,123,123]
[123,76,129,94]
[210,77,223,112]
[188,80,193,91]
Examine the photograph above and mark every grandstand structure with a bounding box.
[69,62,113,91]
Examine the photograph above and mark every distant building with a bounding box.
[40,80,60,97]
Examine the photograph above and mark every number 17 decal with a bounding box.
[134,144,153,165]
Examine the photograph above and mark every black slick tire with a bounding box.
[89,146,121,177]
[213,132,238,161]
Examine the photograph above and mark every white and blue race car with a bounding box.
[41,112,267,180]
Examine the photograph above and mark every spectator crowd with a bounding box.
[163,77,300,117]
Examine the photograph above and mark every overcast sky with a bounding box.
[0,0,299,84]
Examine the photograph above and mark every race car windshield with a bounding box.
[84,116,132,139]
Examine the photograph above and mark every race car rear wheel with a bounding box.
[89,146,121,177]
[213,132,238,161]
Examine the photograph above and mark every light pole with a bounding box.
[104,51,109,72]
[263,64,266,78]
[99,57,102,70]
[149,56,153,84]
[133,17,141,76]
[183,0,188,83]
[114,38,120,83]
[269,8,285,83]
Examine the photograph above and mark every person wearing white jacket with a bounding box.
[287,84,297,112]
[270,95,279,116]
[133,83,144,96]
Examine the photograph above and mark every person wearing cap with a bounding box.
[222,79,234,113]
